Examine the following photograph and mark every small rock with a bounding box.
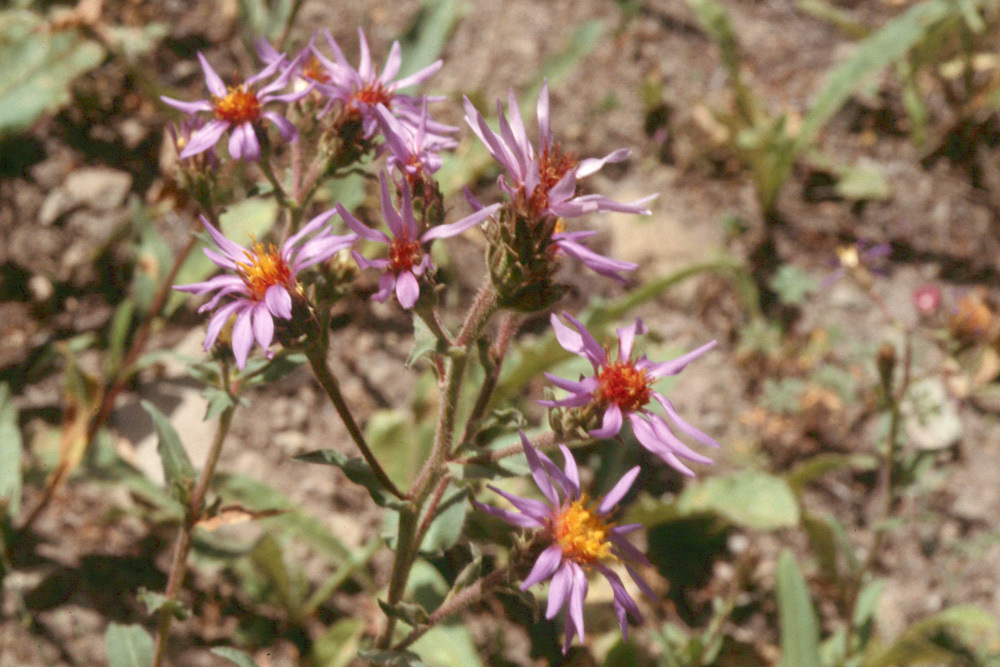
[63,168,132,211]
[28,274,53,302]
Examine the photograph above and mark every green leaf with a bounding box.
[770,264,819,306]
[399,0,464,80]
[211,647,262,667]
[141,401,195,497]
[407,315,439,368]
[863,605,997,667]
[776,550,822,667]
[0,10,107,135]
[294,449,406,509]
[137,588,187,620]
[311,618,365,667]
[105,623,154,667]
[787,453,878,493]
[358,649,431,667]
[677,472,800,530]
[0,384,23,518]
[794,0,950,153]
[835,160,890,201]
[418,487,468,555]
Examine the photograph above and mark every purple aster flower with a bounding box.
[161,52,311,162]
[173,213,356,368]
[311,28,454,140]
[475,432,654,651]
[463,81,656,221]
[822,240,892,288]
[338,172,499,309]
[374,101,456,182]
[167,115,218,169]
[542,312,719,476]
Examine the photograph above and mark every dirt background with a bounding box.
[2,0,1000,665]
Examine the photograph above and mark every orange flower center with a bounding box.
[351,82,393,108]
[236,241,292,301]
[598,360,652,413]
[388,237,422,273]
[301,56,330,83]
[526,143,578,216]
[552,495,614,564]
[213,85,262,124]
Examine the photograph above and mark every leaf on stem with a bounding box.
[141,400,196,500]
[776,549,822,667]
[104,623,154,667]
[294,449,409,509]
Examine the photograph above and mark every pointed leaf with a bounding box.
[105,623,154,667]
[294,449,406,509]
[777,549,822,667]
[141,401,195,496]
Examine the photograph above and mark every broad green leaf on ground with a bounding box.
[777,550,822,667]
[311,618,365,667]
[141,400,196,496]
[794,0,950,152]
[211,647,262,667]
[0,384,22,518]
[0,10,106,135]
[676,471,800,530]
[105,623,154,667]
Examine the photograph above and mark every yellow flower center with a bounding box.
[236,241,292,301]
[552,495,614,564]
[598,360,652,413]
[213,85,262,124]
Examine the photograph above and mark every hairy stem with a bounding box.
[152,403,236,667]
[305,344,405,501]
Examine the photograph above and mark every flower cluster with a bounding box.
[166,30,720,655]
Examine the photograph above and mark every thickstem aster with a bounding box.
[475,432,653,651]
[174,213,356,368]
[542,312,719,476]
[338,172,499,309]
[161,52,310,162]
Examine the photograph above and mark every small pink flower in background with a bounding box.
[375,101,456,182]
[311,28,453,141]
[161,52,310,162]
[463,81,656,221]
[475,432,653,651]
[174,213,356,368]
[338,173,499,309]
[914,284,942,317]
[542,312,719,476]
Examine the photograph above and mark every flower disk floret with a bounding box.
[173,213,357,369]
[542,312,720,476]
[475,432,654,651]
[161,52,311,162]
[338,172,499,309]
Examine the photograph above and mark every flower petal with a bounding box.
[521,544,564,589]
[590,403,623,439]
[180,120,229,159]
[644,340,718,378]
[520,431,558,505]
[231,307,255,369]
[395,270,420,309]
[472,501,543,529]
[545,562,572,619]
[598,465,641,514]
[252,304,275,351]
[197,52,226,97]
[264,284,293,319]
[420,204,501,241]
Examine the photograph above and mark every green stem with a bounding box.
[376,505,419,649]
[305,344,405,501]
[152,403,237,667]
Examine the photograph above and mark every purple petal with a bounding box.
[262,110,298,142]
[576,148,631,178]
[337,204,390,243]
[590,403,623,439]
[553,236,638,281]
[537,80,552,149]
[392,60,443,91]
[379,40,402,84]
[231,308,255,369]
[616,318,648,361]
[558,445,581,498]
[201,215,249,261]
[485,485,552,524]
[647,412,714,464]
[180,120,229,159]
[644,340,718,378]
[419,204,501,241]
[623,561,657,599]
[264,284,293,319]
[229,122,260,162]
[655,394,721,448]
[560,312,607,366]
[204,300,244,349]
[252,304,275,351]
[568,563,588,645]
[597,465,641,514]
[545,562,573,618]
[472,501,543,529]
[379,172,405,238]
[198,52,227,97]
[520,431,558,505]
[629,414,695,476]
[522,544,564,589]
[161,96,213,115]
[395,270,420,309]
[543,372,599,396]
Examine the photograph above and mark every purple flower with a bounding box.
[374,101,456,182]
[823,240,892,287]
[311,28,453,140]
[542,312,719,476]
[161,52,310,162]
[476,432,654,651]
[174,213,356,368]
[463,82,656,221]
[167,115,218,169]
[338,172,499,309]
